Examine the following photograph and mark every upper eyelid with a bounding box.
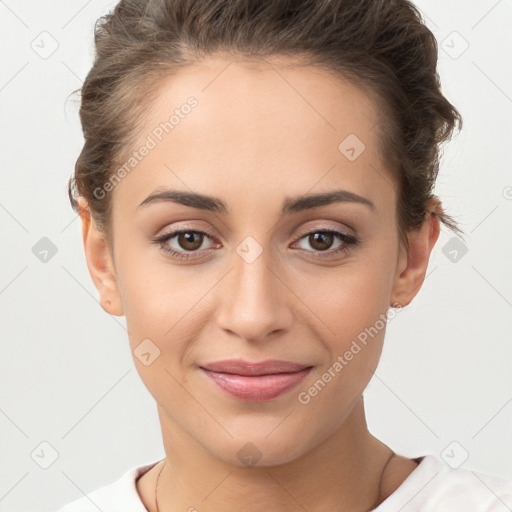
[157,226,355,246]
[158,218,354,238]
[295,225,353,238]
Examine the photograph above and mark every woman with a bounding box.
[57,0,512,510]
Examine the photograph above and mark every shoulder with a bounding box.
[374,454,512,512]
[56,460,160,512]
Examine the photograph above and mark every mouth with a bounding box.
[199,359,313,402]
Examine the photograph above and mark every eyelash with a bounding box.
[153,228,360,261]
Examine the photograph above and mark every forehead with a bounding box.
[143,54,380,141]
[112,54,395,214]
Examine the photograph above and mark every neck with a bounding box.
[155,398,394,512]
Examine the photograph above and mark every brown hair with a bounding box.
[68,0,464,251]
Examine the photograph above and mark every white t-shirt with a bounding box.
[56,454,512,511]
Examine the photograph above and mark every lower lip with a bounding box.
[200,367,312,402]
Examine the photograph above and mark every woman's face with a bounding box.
[84,55,434,466]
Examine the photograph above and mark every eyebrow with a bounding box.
[138,187,375,215]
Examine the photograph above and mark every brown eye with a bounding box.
[153,228,219,261]
[177,231,204,251]
[292,229,360,259]
[308,232,335,251]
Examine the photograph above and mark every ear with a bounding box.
[78,199,124,316]
[390,198,441,308]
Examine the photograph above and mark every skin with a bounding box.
[79,54,441,511]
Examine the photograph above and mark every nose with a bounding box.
[215,243,294,343]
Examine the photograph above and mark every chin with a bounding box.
[201,429,314,469]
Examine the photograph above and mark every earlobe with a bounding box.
[78,199,124,317]
[390,199,441,308]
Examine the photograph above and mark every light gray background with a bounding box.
[0,1,511,511]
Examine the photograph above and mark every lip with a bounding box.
[199,359,313,402]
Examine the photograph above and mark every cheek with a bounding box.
[302,255,395,338]
[295,264,394,419]
[115,255,200,405]
[295,244,397,394]
[116,227,397,349]
[114,243,219,384]
[113,246,184,353]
